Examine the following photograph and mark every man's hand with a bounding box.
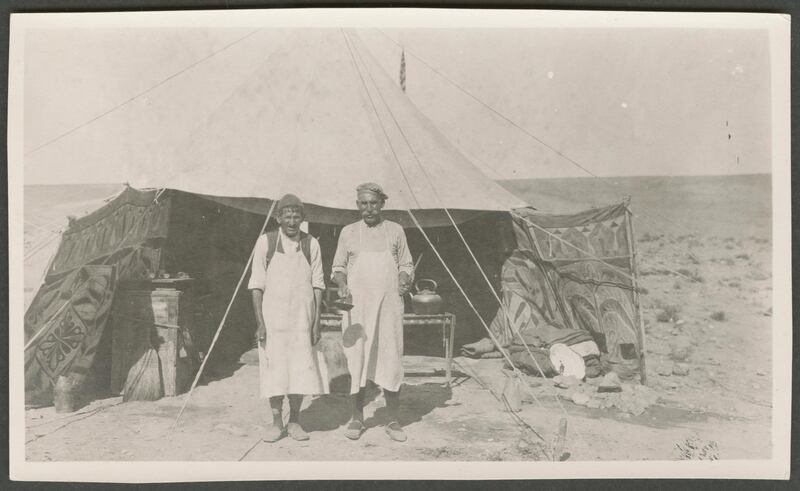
[311,305,321,345]
[311,325,321,345]
[256,323,266,348]
[312,287,323,346]
[252,289,267,348]
[333,272,350,300]
[398,272,412,296]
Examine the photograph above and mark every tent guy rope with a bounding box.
[353,35,617,455]
[350,35,580,422]
[26,29,263,157]
[376,29,712,283]
[349,33,574,418]
[343,29,549,412]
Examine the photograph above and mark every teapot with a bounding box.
[411,279,443,315]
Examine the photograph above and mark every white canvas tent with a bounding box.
[23,29,645,416]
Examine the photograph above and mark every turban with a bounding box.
[356,182,388,201]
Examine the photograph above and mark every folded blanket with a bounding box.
[461,338,497,358]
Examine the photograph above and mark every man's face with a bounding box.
[357,192,384,226]
[278,207,303,237]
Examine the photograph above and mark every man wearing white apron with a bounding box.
[332,183,414,442]
[249,194,326,442]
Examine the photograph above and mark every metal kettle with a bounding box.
[411,279,443,315]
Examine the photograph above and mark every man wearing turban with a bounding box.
[332,183,414,442]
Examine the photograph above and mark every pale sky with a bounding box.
[22,27,771,182]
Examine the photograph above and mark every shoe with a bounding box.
[344,419,365,440]
[385,421,407,442]
[287,422,310,441]
[263,425,287,443]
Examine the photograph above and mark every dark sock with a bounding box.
[384,388,401,424]
[269,396,284,428]
[351,389,365,422]
[287,395,303,424]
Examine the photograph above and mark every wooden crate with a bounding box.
[110,281,197,397]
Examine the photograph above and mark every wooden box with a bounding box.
[110,280,198,397]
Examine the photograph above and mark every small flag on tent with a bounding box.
[399,49,406,93]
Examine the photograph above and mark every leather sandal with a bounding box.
[344,420,366,440]
[263,425,287,443]
[287,422,310,441]
[385,421,407,442]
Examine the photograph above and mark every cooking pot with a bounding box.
[411,279,443,315]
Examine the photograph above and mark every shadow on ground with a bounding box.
[300,381,453,433]
[368,382,453,428]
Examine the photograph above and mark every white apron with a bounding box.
[342,223,404,394]
[257,235,325,398]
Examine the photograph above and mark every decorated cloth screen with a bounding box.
[492,203,644,381]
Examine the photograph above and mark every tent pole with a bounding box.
[173,199,277,428]
[624,203,648,385]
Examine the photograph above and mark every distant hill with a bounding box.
[498,174,771,239]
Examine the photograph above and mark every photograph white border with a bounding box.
[7,7,792,482]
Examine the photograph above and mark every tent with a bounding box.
[23,29,645,406]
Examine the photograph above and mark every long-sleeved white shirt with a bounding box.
[331,219,414,280]
[248,229,325,291]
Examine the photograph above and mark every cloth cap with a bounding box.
[356,182,388,201]
[277,193,304,213]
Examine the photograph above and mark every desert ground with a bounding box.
[22,175,774,461]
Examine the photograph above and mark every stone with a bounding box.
[628,404,646,416]
[571,392,591,406]
[672,363,690,376]
[669,336,693,361]
[655,364,673,376]
[599,372,621,389]
[756,370,767,376]
[586,397,602,409]
[553,375,582,389]
[585,376,602,386]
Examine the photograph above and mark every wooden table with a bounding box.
[320,312,456,385]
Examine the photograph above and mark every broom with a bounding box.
[122,342,164,402]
